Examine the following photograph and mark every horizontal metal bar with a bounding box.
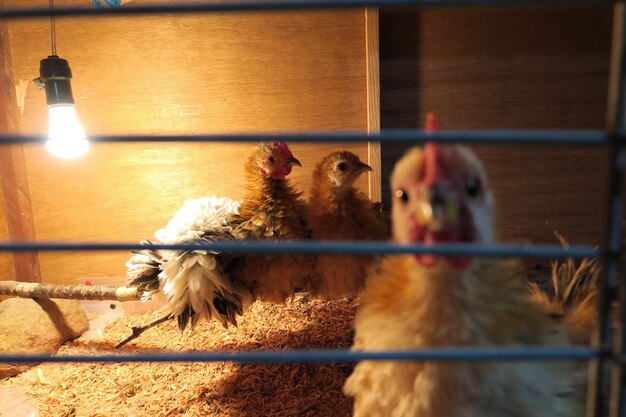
[0,346,598,364]
[0,0,616,19]
[0,130,613,145]
[0,240,601,259]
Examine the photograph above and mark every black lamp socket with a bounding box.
[38,55,75,106]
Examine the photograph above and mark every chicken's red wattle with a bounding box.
[270,165,293,180]
[411,227,472,269]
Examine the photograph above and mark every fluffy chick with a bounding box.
[228,141,312,304]
[306,151,389,297]
[529,234,603,346]
[344,143,585,417]
[126,141,307,331]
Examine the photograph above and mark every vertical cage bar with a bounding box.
[608,0,626,411]
[602,3,626,417]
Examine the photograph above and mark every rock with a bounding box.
[0,298,89,379]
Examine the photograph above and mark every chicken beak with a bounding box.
[288,156,302,167]
[415,142,460,232]
[415,187,459,232]
[355,161,373,173]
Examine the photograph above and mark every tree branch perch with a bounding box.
[0,280,141,301]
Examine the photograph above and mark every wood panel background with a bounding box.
[379,4,614,247]
[0,5,17,283]
[6,1,613,284]
[0,0,41,284]
[6,3,375,284]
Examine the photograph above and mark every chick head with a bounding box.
[254,141,302,180]
[318,151,372,190]
[390,143,494,269]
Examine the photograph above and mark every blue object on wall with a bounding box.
[91,0,122,8]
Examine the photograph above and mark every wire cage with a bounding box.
[0,1,624,417]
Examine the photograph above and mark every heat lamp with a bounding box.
[33,0,88,159]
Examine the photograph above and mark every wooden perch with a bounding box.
[0,280,170,348]
[0,280,141,301]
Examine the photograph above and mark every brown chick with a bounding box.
[229,141,312,304]
[344,143,585,417]
[306,151,389,298]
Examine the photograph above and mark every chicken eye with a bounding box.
[395,189,409,203]
[337,162,347,172]
[268,156,276,164]
[466,179,481,197]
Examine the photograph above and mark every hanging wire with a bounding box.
[49,0,56,56]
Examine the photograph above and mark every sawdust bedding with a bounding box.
[1,298,358,417]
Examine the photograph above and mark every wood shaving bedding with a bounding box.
[1,298,357,417]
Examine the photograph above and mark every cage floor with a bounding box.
[1,297,357,417]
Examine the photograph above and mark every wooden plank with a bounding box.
[8,8,370,284]
[0,146,42,283]
[379,4,613,246]
[0,0,41,283]
[366,8,382,203]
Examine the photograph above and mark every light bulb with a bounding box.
[46,104,89,159]
[34,56,89,160]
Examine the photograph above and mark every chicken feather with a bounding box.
[126,141,308,332]
[344,142,586,417]
[529,234,604,346]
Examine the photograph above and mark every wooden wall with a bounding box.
[6,1,611,285]
[0,0,41,284]
[0,5,17,283]
[6,3,375,284]
[379,4,614,246]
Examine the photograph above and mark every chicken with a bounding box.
[306,151,389,297]
[227,142,311,304]
[529,234,602,346]
[126,195,247,330]
[126,141,308,331]
[344,143,585,417]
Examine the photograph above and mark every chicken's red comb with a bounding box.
[425,112,438,134]
[271,141,293,158]
[422,142,448,186]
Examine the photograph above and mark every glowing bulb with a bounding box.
[46,104,89,159]
[34,56,89,160]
